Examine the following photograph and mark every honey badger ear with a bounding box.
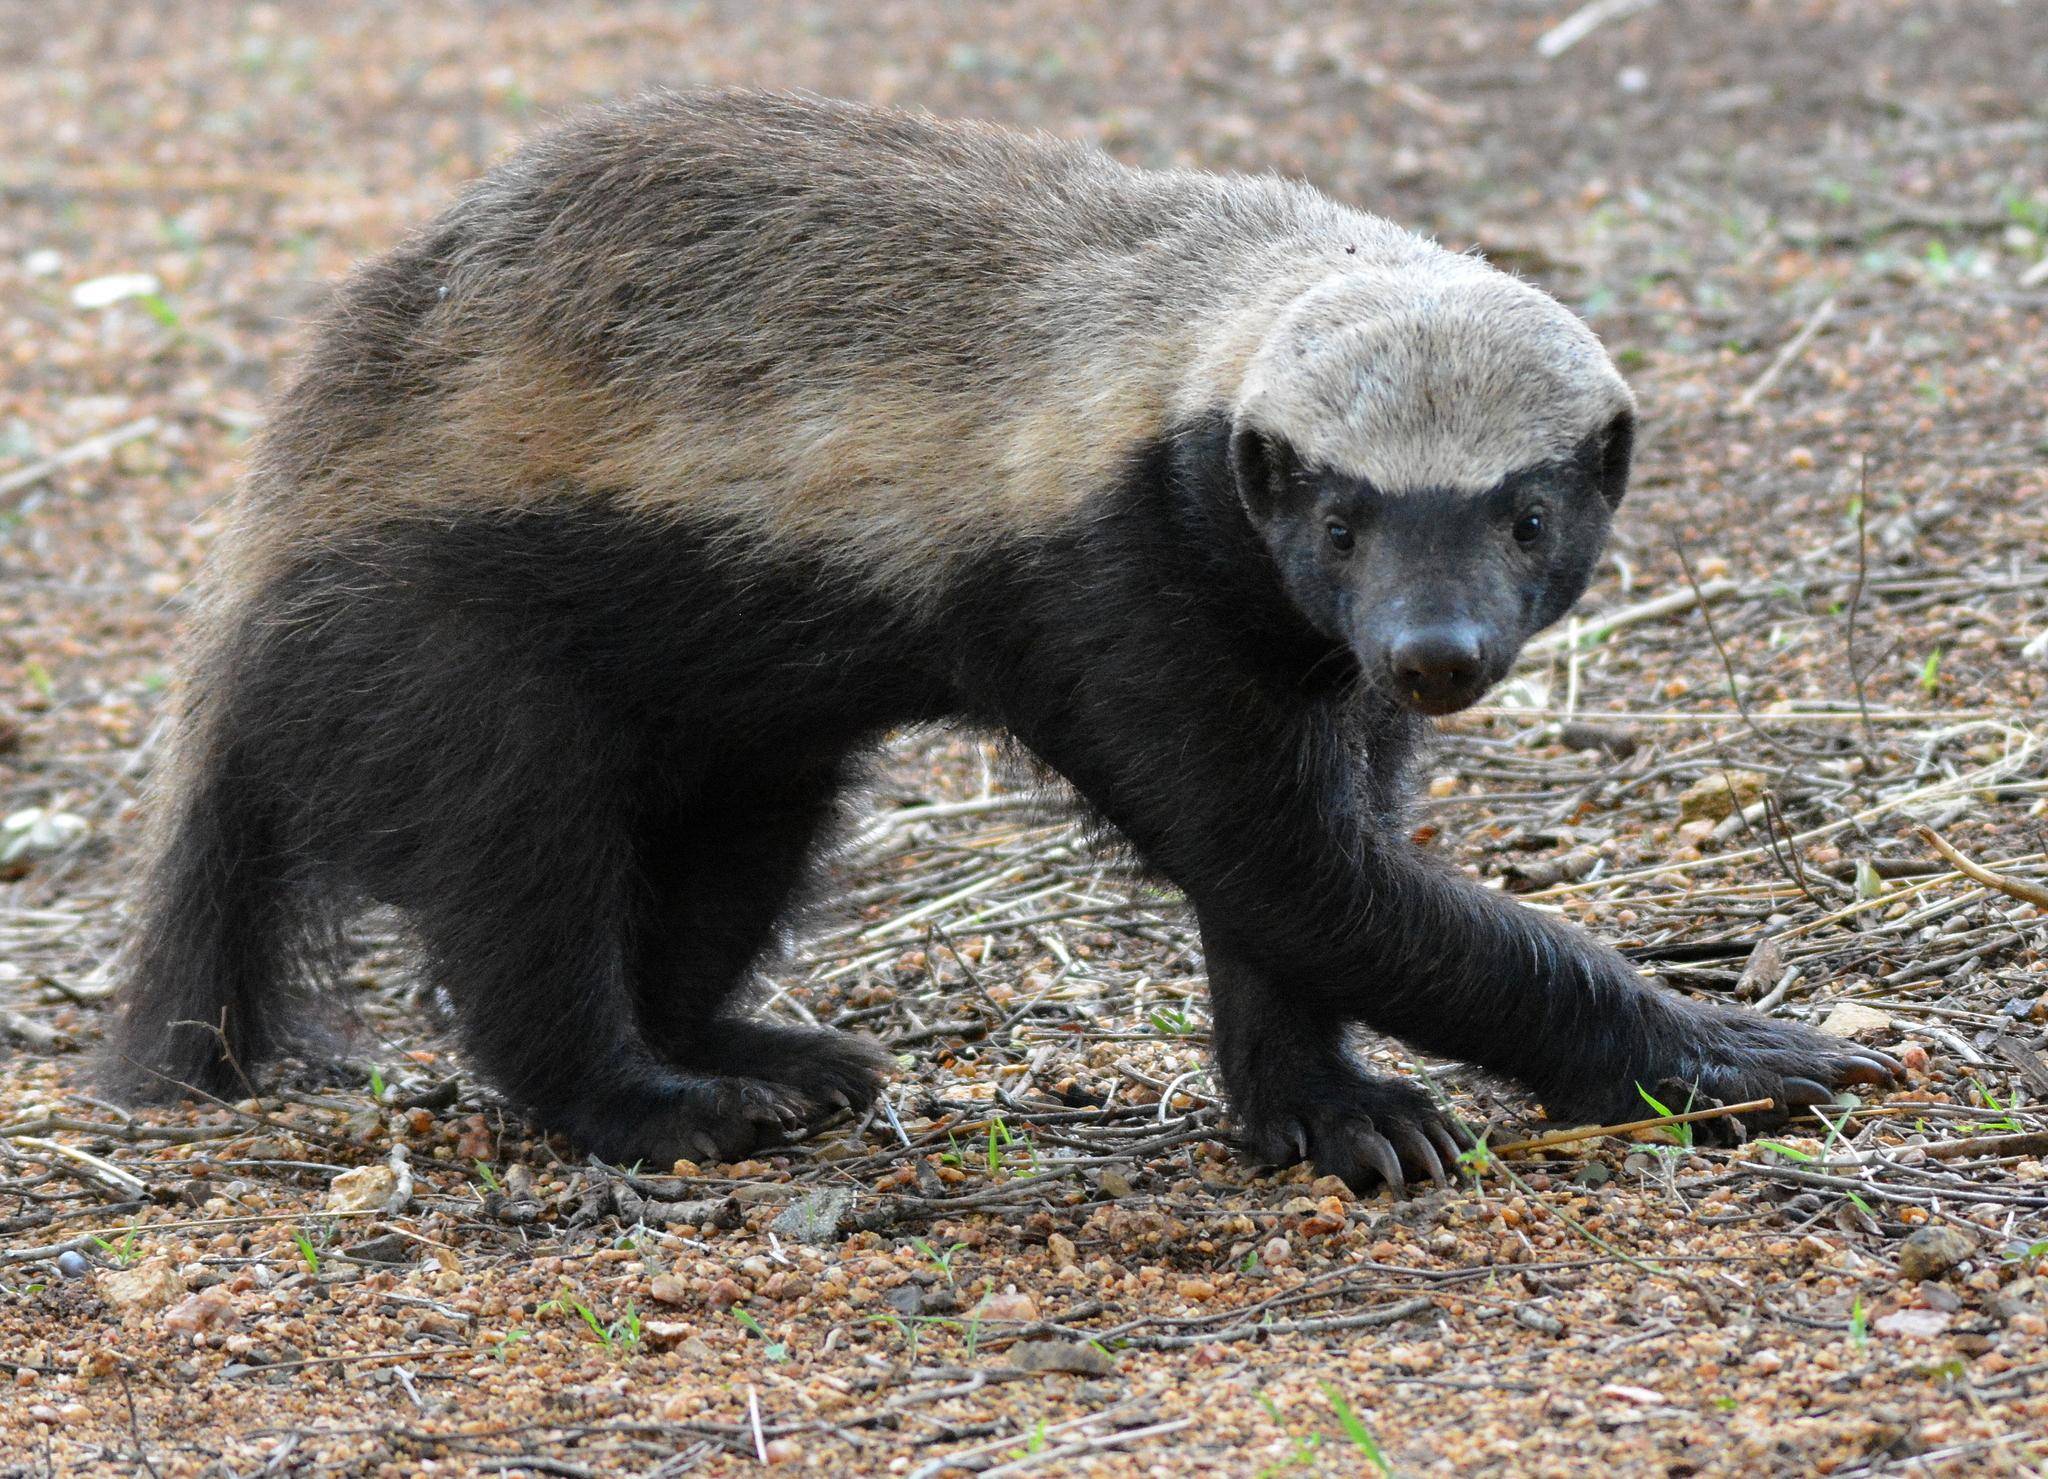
[1229,423,1299,525]
[1596,409,1635,509]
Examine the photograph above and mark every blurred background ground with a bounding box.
[1,1,2045,1474]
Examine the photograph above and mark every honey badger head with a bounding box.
[1229,265,1635,715]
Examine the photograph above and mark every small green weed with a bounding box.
[90,1229,142,1268]
[911,1237,967,1288]
[733,1308,788,1363]
[538,1286,641,1358]
[1321,1382,1395,1476]
[1635,1084,1694,1149]
[1978,1086,2025,1135]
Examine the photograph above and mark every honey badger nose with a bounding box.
[1387,622,1488,713]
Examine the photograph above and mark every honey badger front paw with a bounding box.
[1549,1001,1903,1140]
[1234,1063,1470,1195]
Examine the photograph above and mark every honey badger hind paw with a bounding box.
[555,1074,816,1168]
[1234,1065,1472,1196]
[669,1021,895,1126]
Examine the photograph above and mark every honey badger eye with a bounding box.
[1513,510,1545,546]
[1326,522,1354,552]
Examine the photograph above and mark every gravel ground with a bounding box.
[2,2,2045,1474]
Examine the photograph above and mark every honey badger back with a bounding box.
[112,91,1898,1185]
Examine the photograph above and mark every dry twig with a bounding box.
[1917,825,2048,909]
[1489,1098,1776,1157]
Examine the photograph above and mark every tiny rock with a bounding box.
[1010,1338,1115,1376]
[975,1288,1039,1322]
[1678,770,1766,823]
[648,1273,691,1307]
[769,1185,856,1246]
[163,1287,236,1334]
[1046,1232,1078,1270]
[705,1278,746,1311]
[1874,1307,1951,1339]
[1819,1003,1894,1041]
[639,1320,698,1351]
[100,1257,186,1315]
[1897,1225,1976,1283]
[326,1163,402,1215]
[1599,1383,1664,1406]
[1261,1236,1294,1266]
[1300,1196,1349,1237]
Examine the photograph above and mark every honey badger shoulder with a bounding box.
[111,91,1899,1184]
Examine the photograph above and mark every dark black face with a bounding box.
[1231,413,1634,715]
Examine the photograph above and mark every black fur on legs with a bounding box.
[953,411,1899,1185]
[114,510,946,1160]
[116,411,1898,1181]
[629,766,896,1112]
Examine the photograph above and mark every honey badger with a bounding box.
[112,90,1900,1190]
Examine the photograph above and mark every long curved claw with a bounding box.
[1357,1129,1406,1194]
[1425,1119,1467,1170]
[1425,1114,1474,1155]
[1839,1050,1904,1084]
[1290,1122,1312,1166]
[683,1130,723,1164]
[1782,1076,1836,1108]
[1389,1121,1447,1187]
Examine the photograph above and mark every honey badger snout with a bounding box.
[1386,618,1489,714]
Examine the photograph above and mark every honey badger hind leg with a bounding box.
[382,723,853,1167]
[627,765,895,1134]
[204,586,826,1169]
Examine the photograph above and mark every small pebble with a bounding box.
[1897,1225,1975,1283]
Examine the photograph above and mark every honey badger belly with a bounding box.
[111,90,1900,1187]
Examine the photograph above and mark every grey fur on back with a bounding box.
[241,89,1629,599]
